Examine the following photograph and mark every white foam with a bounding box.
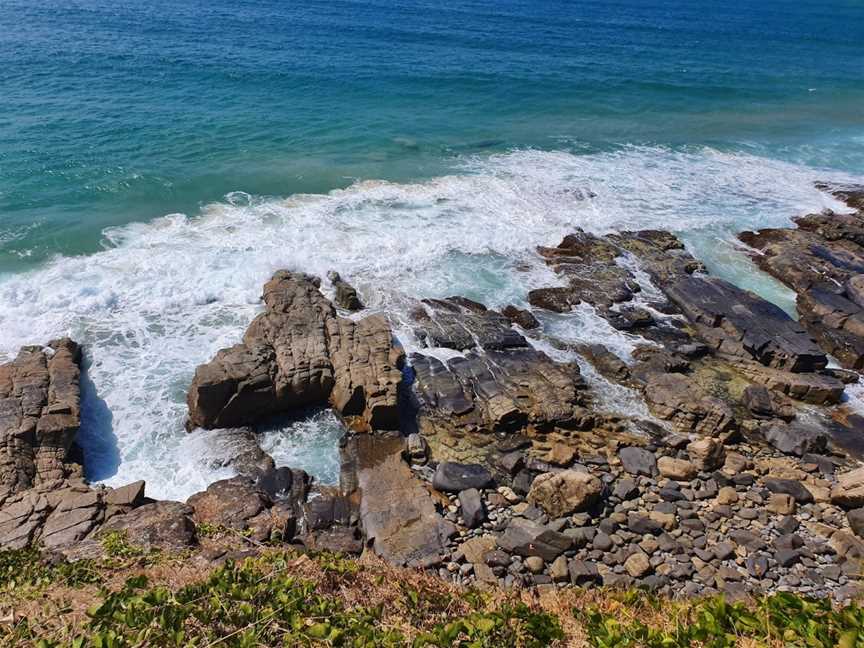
[0,146,860,500]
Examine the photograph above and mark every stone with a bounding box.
[618,447,657,477]
[715,487,738,505]
[613,478,639,500]
[405,433,430,465]
[347,435,449,567]
[624,552,652,578]
[98,501,196,550]
[496,518,571,561]
[768,493,796,516]
[763,421,829,457]
[458,535,497,564]
[524,556,545,574]
[657,457,698,481]
[327,271,363,311]
[569,559,601,585]
[545,443,576,467]
[687,438,725,471]
[526,470,603,518]
[645,375,736,437]
[763,478,814,504]
[187,477,271,531]
[433,462,494,492]
[848,509,864,538]
[831,467,864,509]
[458,489,486,529]
[501,305,540,330]
[549,555,570,582]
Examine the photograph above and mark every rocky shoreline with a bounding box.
[3,182,864,602]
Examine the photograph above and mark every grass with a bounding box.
[0,545,862,647]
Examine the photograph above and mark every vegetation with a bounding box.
[0,545,862,647]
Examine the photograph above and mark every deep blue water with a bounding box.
[2,0,863,270]
[1,0,864,498]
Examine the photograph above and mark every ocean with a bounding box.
[1,0,863,499]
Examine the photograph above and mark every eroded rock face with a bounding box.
[644,373,736,437]
[187,271,403,431]
[739,187,864,370]
[412,298,527,351]
[411,348,590,446]
[0,338,83,499]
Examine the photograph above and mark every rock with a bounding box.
[305,527,363,554]
[544,443,576,467]
[98,501,197,550]
[715,486,738,505]
[411,348,589,443]
[659,275,826,372]
[347,434,448,567]
[458,489,486,529]
[763,421,829,457]
[458,535,497,564]
[327,271,363,311]
[199,427,275,478]
[549,555,569,582]
[742,385,775,418]
[0,339,83,499]
[831,467,864,509]
[501,305,540,330]
[433,462,494,492]
[496,518,571,561]
[657,457,698,481]
[187,271,403,431]
[848,509,864,538]
[767,493,796,515]
[569,559,601,585]
[104,480,146,508]
[686,438,725,471]
[763,478,814,504]
[526,470,603,517]
[187,476,293,542]
[413,297,527,351]
[628,514,662,535]
[524,556,545,574]
[618,447,657,477]
[405,433,430,465]
[624,552,652,578]
[613,478,639,500]
[645,374,736,437]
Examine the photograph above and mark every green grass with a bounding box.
[578,590,864,647]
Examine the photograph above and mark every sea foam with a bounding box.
[0,146,860,500]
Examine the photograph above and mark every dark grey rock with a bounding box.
[619,447,657,477]
[763,478,814,504]
[433,462,494,492]
[458,489,486,529]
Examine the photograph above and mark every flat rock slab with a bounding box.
[413,297,527,351]
[349,434,449,568]
[433,462,494,492]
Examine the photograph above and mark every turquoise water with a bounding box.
[1,0,863,498]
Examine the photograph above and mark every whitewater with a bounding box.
[1,146,861,500]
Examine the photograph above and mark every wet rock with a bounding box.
[527,470,603,517]
[413,298,527,351]
[501,305,540,330]
[433,462,494,492]
[496,518,571,561]
[327,271,363,311]
[618,446,657,477]
[645,374,736,437]
[763,421,828,457]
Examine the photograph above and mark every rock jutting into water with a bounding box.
[7,185,864,604]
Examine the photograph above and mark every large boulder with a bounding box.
[831,467,864,509]
[98,501,197,550]
[0,338,83,499]
[186,271,403,431]
[432,462,494,493]
[763,421,829,457]
[527,470,603,517]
